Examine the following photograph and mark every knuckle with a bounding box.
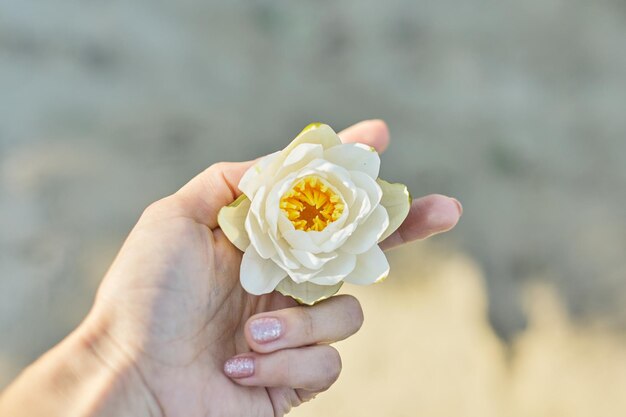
[141,197,171,218]
[276,354,293,384]
[295,307,316,341]
[141,195,186,222]
[202,162,236,197]
[207,161,227,174]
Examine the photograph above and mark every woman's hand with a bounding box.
[0,120,462,417]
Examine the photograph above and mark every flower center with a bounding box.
[280,175,344,232]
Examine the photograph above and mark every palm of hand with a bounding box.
[96,208,298,417]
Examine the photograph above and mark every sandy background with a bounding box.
[1,0,626,415]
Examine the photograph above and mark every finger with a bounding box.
[380,194,463,251]
[224,345,342,391]
[243,295,363,354]
[338,119,390,153]
[172,120,389,227]
[174,161,254,228]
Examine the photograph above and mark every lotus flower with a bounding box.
[218,123,411,304]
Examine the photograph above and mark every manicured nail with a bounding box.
[249,317,282,343]
[224,357,254,378]
[451,198,463,216]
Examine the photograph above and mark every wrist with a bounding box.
[0,312,162,417]
[71,312,164,417]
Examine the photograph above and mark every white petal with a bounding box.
[341,205,389,255]
[377,179,411,242]
[318,221,358,252]
[282,227,323,254]
[238,151,280,199]
[343,245,390,285]
[290,249,337,270]
[342,188,371,225]
[287,267,321,284]
[265,172,298,236]
[275,279,343,305]
[217,194,251,252]
[324,143,380,179]
[309,253,357,285]
[244,187,276,259]
[280,143,324,173]
[245,212,276,259]
[248,184,267,223]
[284,123,342,153]
[350,170,383,210]
[240,247,287,295]
[269,233,301,270]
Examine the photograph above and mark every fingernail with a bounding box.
[250,317,282,343]
[224,357,255,378]
[451,198,463,216]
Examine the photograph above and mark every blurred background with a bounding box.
[1,0,626,415]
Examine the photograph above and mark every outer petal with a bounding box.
[377,179,411,242]
[341,205,389,255]
[284,123,342,153]
[239,151,280,199]
[287,267,321,284]
[350,170,383,210]
[245,186,276,259]
[275,279,343,306]
[309,253,357,285]
[269,233,301,271]
[279,143,324,174]
[240,247,287,295]
[245,213,276,259]
[343,245,390,285]
[290,249,337,270]
[340,188,371,226]
[324,143,380,179]
[318,222,358,253]
[217,194,251,252]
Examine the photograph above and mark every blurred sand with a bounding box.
[294,243,626,416]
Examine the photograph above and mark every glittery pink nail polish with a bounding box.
[249,317,282,343]
[224,357,254,378]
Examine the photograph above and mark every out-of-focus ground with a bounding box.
[1,0,626,413]
[294,244,626,417]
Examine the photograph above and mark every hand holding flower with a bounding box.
[0,120,462,417]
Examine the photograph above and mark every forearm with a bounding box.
[0,314,161,417]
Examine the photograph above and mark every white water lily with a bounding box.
[218,123,411,305]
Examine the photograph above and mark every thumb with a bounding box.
[173,160,255,228]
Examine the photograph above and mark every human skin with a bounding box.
[0,120,462,417]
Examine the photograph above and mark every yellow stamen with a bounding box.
[280,175,344,232]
